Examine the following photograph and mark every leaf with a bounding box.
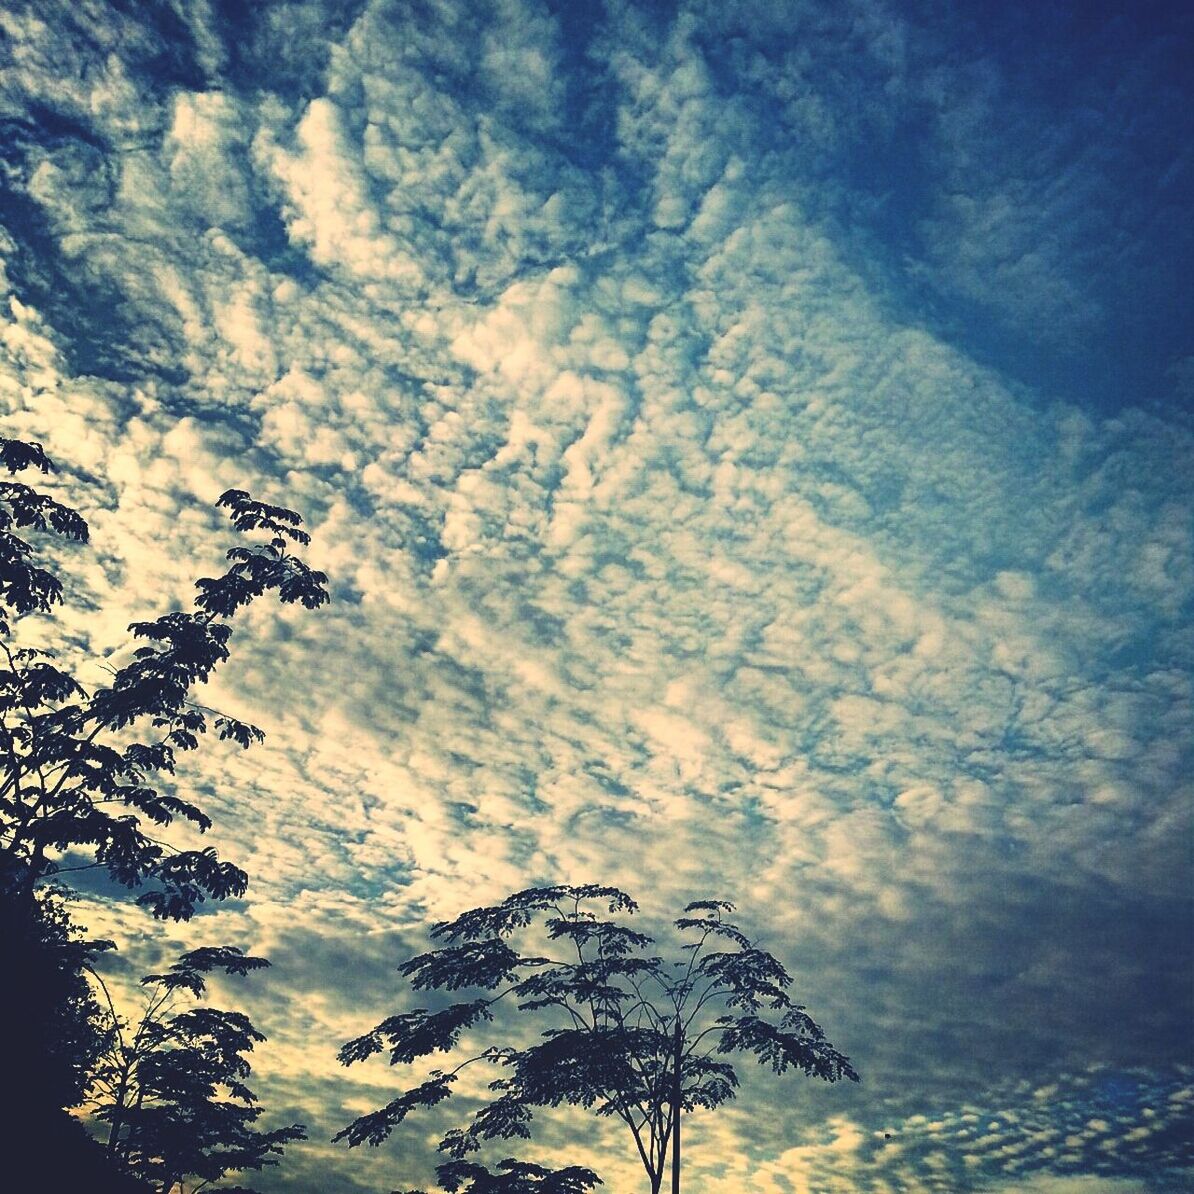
[0,437,54,474]
[400,939,524,991]
[695,947,792,1009]
[432,1158,602,1194]
[122,740,177,776]
[215,716,266,749]
[334,1075,458,1147]
[432,886,637,943]
[1,478,89,543]
[16,661,87,705]
[216,489,311,544]
[340,1000,494,1067]
[716,1015,859,1083]
[513,956,660,1012]
[543,918,653,956]
[137,850,250,921]
[682,899,735,915]
[674,916,752,949]
[439,1095,534,1159]
[143,947,271,995]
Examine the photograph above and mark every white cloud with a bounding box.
[1,1,1191,1190]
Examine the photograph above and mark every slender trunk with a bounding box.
[106,1058,131,1154]
[105,1108,122,1153]
[131,1081,146,1174]
[671,1020,682,1194]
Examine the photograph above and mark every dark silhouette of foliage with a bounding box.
[0,872,152,1190]
[0,437,89,629]
[338,885,857,1193]
[1,875,113,1109]
[0,436,328,918]
[0,436,326,1187]
[13,1108,154,1193]
[397,1158,602,1194]
[87,946,306,1193]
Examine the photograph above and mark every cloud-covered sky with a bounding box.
[2,0,1192,1190]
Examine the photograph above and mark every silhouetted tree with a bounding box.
[397,1158,602,1194]
[87,946,305,1193]
[0,435,326,1182]
[338,885,857,1193]
[0,436,329,918]
[3,879,112,1108]
[0,877,151,1190]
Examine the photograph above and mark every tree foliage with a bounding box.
[88,946,305,1193]
[0,437,328,919]
[339,885,858,1193]
[397,1158,603,1194]
[0,437,326,1188]
[1,876,115,1113]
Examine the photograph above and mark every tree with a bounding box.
[2,878,113,1111]
[86,946,306,1194]
[397,1158,602,1194]
[337,885,858,1194]
[0,435,329,919]
[0,435,327,1181]
[0,877,152,1191]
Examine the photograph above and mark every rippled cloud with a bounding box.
[1,0,1191,1190]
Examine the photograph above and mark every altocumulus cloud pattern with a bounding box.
[1,1,1192,1190]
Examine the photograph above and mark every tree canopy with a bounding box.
[87,946,306,1194]
[0,437,328,919]
[338,884,858,1193]
[0,436,326,1189]
[397,1158,603,1194]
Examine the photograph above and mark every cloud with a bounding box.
[1,1,1191,1191]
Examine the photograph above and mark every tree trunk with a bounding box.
[106,1057,132,1154]
[671,1020,682,1194]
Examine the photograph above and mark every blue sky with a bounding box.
[1,1,1191,1190]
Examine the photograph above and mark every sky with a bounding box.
[1,0,1192,1191]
